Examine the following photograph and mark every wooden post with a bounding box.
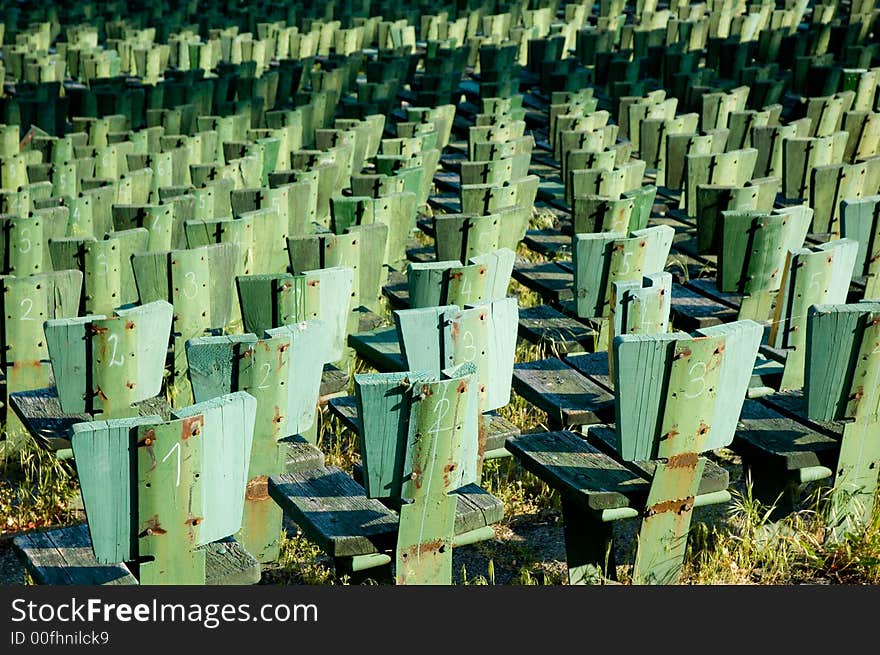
[614,320,762,583]
[770,240,859,389]
[805,302,880,540]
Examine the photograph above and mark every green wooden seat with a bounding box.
[572,225,674,335]
[737,302,880,538]
[132,242,239,405]
[715,205,812,321]
[841,194,880,298]
[236,267,355,367]
[288,224,389,315]
[1,270,82,441]
[767,239,859,389]
[407,248,514,307]
[510,320,762,584]
[66,391,258,584]
[271,362,503,583]
[185,320,330,562]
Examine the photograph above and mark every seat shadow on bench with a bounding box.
[13,523,261,585]
[347,326,406,372]
[733,395,842,519]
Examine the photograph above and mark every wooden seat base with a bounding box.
[319,364,350,401]
[733,395,841,516]
[507,429,731,584]
[512,358,614,427]
[518,304,597,354]
[268,465,504,566]
[506,430,730,516]
[13,523,261,585]
[347,326,406,371]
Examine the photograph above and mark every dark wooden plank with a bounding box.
[483,413,520,452]
[12,524,259,585]
[670,283,739,330]
[518,304,597,354]
[586,425,730,496]
[733,399,840,471]
[511,260,573,303]
[268,466,399,558]
[9,388,172,451]
[427,193,461,216]
[8,388,89,451]
[356,307,388,333]
[564,351,613,390]
[406,246,435,263]
[13,524,136,585]
[327,395,360,434]
[512,358,615,426]
[203,539,262,585]
[452,483,505,532]
[381,270,410,309]
[351,474,505,535]
[760,390,845,438]
[281,435,324,474]
[320,365,350,399]
[522,230,572,258]
[348,326,406,371]
[685,277,742,309]
[268,466,503,559]
[506,430,645,511]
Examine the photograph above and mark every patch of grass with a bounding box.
[515,240,551,264]
[509,278,543,308]
[481,457,558,520]
[530,207,559,231]
[512,562,568,585]
[411,225,434,248]
[261,531,345,585]
[0,437,80,537]
[317,411,360,475]
[683,485,880,585]
[514,338,547,363]
[665,253,692,282]
[497,391,548,434]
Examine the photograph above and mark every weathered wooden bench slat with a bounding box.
[506,431,644,511]
[268,466,504,559]
[734,399,840,471]
[586,425,730,496]
[14,524,261,585]
[512,358,615,426]
[269,466,399,558]
[518,304,597,353]
[347,326,406,371]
